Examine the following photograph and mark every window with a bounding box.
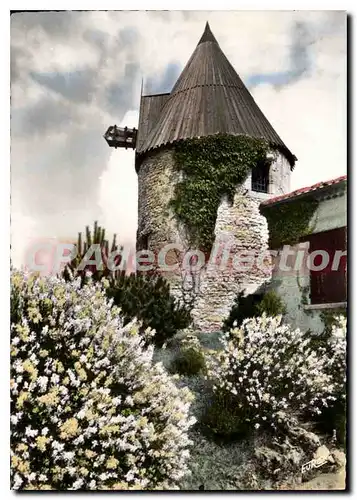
[307,226,347,305]
[252,160,270,193]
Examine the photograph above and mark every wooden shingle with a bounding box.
[136,22,296,167]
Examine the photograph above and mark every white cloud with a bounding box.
[253,57,346,188]
[98,110,139,247]
[11,200,38,269]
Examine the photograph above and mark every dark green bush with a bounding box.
[200,392,249,442]
[223,291,262,331]
[170,347,206,376]
[256,290,286,317]
[310,311,347,449]
[107,272,191,347]
[62,221,122,285]
[223,289,285,331]
[63,222,192,347]
[314,400,346,449]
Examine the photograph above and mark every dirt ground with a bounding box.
[296,467,346,491]
[278,466,346,491]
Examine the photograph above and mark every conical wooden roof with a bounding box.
[138,22,296,166]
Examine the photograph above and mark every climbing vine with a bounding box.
[260,196,319,249]
[171,134,270,252]
[296,272,313,315]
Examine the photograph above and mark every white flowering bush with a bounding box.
[313,315,346,445]
[10,270,196,490]
[324,316,346,398]
[205,315,345,434]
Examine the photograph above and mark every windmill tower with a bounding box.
[105,22,296,331]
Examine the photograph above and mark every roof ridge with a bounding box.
[261,175,347,206]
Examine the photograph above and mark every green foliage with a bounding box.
[62,221,122,284]
[260,197,319,249]
[170,336,206,376]
[63,222,191,347]
[170,348,206,376]
[309,314,347,448]
[223,290,285,331]
[299,286,310,307]
[315,400,346,449]
[223,291,261,331]
[320,308,347,335]
[256,290,287,317]
[107,272,192,347]
[200,392,249,441]
[172,134,270,251]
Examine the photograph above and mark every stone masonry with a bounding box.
[136,147,291,332]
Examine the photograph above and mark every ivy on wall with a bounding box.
[260,197,319,249]
[171,134,270,252]
[296,273,314,316]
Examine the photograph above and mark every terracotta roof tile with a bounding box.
[260,175,347,207]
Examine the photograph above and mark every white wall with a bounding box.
[244,151,291,197]
[269,187,347,334]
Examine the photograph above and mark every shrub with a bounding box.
[323,316,346,399]
[205,315,344,435]
[63,222,192,347]
[107,273,192,347]
[255,290,286,317]
[313,316,347,446]
[223,290,285,331]
[200,392,248,441]
[10,270,196,490]
[320,309,347,336]
[62,221,122,285]
[223,291,261,331]
[170,335,206,376]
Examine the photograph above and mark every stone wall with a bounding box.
[190,189,272,331]
[269,152,291,195]
[137,146,346,335]
[241,151,291,197]
[137,146,292,332]
[136,149,192,302]
[137,149,182,251]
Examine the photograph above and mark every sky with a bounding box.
[10,10,347,268]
